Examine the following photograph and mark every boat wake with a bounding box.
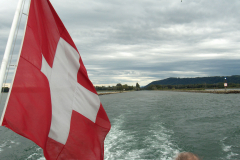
[144,121,180,160]
[104,115,180,159]
[220,137,239,160]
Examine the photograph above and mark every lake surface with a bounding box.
[0,91,239,160]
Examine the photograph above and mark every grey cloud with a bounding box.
[1,0,240,86]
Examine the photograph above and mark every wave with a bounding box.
[0,140,20,153]
[24,147,44,160]
[144,120,180,160]
[104,115,132,159]
[104,115,180,159]
[220,137,239,160]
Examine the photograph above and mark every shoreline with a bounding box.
[97,91,131,96]
[97,89,240,95]
[166,89,240,94]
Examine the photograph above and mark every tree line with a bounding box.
[95,83,140,91]
[144,82,240,90]
[1,83,141,93]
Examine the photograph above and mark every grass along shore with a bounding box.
[175,90,240,94]
[97,91,132,95]
[162,89,240,94]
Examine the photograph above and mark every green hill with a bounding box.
[146,75,240,87]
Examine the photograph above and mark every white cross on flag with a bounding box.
[0,0,111,159]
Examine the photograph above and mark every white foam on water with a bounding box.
[26,153,39,159]
[223,145,231,152]
[143,122,180,160]
[220,137,239,159]
[0,140,20,153]
[104,115,129,160]
[104,115,180,159]
[226,152,239,160]
[104,115,143,160]
[0,142,7,148]
[125,149,146,159]
[25,147,45,160]
[0,142,6,153]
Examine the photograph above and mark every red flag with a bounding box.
[0,0,111,159]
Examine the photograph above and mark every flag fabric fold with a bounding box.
[1,0,111,159]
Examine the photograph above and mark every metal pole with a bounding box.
[0,0,32,126]
[0,0,24,95]
[224,78,227,93]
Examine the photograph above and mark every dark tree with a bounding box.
[136,83,140,91]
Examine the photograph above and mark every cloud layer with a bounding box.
[1,0,240,86]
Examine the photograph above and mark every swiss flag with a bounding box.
[0,0,111,159]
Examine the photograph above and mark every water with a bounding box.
[0,91,240,159]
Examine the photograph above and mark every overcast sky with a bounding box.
[0,0,240,86]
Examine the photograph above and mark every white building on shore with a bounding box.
[2,83,11,88]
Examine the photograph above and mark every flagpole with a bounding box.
[0,0,31,126]
[0,0,24,96]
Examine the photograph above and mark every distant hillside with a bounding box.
[146,75,240,87]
